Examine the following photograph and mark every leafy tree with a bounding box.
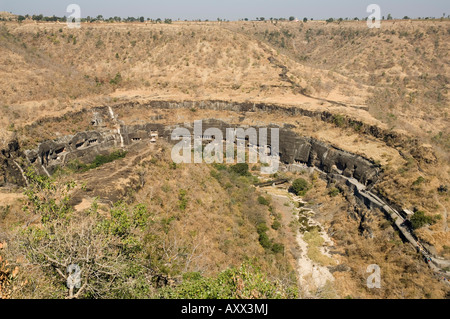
[271,220,281,230]
[328,187,340,197]
[271,243,284,254]
[256,223,271,249]
[230,163,250,176]
[8,170,156,299]
[14,208,152,298]
[32,14,43,21]
[257,196,270,206]
[410,211,435,229]
[289,178,309,196]
[289,16,295,21]
[23,168,74,223]
[412,176,425,186]
[387,13,393,20]
[303,17,307,23]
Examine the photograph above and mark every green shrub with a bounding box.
[90,150,127,168]
[328,187,340,197]
[159,261,298,299]
[257,195,270,206]
[182,272,202,281]
[67,150,127,173]
[410,210,435,229]
[412,176,425,186]
[332,114,345,127]
[271,243,284,254]
[271,220,281,230]
[258,232,272,249]
[289,178,309,196]
[178,189,188,211]
[66,159,89,172]
[230,163,250,176]
[212,163,227,171]
[169,162,177,169]
[109,72,122,85]
[256,223,271,249]
[256,223,269,234]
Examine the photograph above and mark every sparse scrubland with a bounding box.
[0,16,449,299]
[1,141,298,298]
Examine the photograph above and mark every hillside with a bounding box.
[0,19,449,299]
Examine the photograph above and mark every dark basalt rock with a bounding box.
[10,118,379,189]
[0,139,26,187]
[0,116,381,189]
[278,129,379,186]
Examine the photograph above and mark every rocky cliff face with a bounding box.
[112,99,435,164]
[0,139,26,187]
[278,130,380,186]
[0,114,381,190]
[0,97,435,186]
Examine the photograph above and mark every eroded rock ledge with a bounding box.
[11,118,380,189]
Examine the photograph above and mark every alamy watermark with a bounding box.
[367,4,381,28]
[170,120,280,174]
[67,264,81,289]
[366,264,381,288]
[67,4,81,29]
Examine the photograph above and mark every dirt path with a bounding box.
[264,186,337,297]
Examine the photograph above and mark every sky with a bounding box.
[0,0,449,21]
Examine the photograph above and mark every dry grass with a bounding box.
[303,229,335,266]
[0,19,449,298]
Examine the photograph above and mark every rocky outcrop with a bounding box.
[0,139,26,187]
[3,98,432,177]
[111,99,436,165]
[325,171,450,280]
[278,130,380,186]
[2,116,382,189]
[25,131,118,176]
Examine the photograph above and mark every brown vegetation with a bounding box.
[0,18,449,298]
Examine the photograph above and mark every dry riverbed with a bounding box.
[263,186,340,298]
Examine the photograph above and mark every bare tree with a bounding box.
[10,211,154,298]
